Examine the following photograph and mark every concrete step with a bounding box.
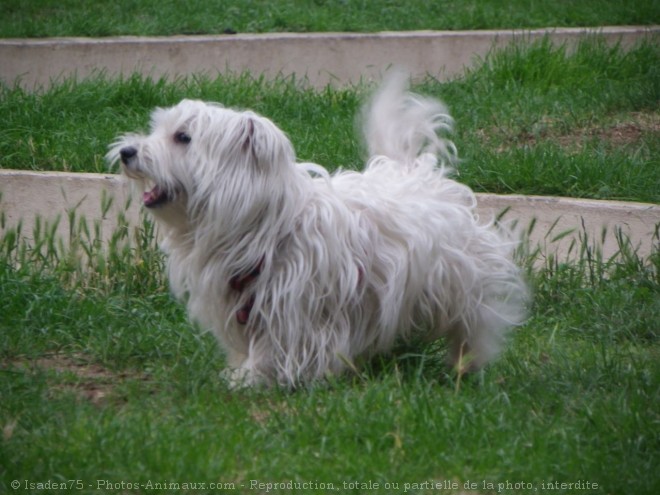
[2,169,658,265]
[2,26,657,90]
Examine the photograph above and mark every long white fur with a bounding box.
[107,72,528,387]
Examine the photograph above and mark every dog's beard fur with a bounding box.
[107,73,529,387]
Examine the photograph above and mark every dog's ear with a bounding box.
[239,113,294,170]
[241,117,256,153]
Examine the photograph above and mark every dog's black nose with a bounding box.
[119,146,138,164]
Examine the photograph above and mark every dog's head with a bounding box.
[107,99,297,232]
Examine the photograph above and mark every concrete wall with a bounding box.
[2,26,657,90]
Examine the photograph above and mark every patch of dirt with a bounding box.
[3,352,150,406]
[482,111,659,153]
[558,115,658,149]
[248,398,297,425]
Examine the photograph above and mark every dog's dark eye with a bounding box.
[174,131,191,144]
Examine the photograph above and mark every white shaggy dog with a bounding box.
[108,73,528,387]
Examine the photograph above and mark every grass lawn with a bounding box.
[0,0,658,37]
[1,39,659,494]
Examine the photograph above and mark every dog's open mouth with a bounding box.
[143,184,169,208]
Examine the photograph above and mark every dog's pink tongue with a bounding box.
[143,186,162,206]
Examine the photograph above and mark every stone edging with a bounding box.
[2,26,657,89]
[1,170,658,264]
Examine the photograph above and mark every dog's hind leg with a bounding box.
[444,299,513,373]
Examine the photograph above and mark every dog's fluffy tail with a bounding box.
[362,70,457,168]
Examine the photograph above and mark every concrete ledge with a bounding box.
[2,26,658,90]
[0,170,139,246]
[477,194,659,263]
[1,170,658,264]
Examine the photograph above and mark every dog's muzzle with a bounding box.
[118,146,170,208]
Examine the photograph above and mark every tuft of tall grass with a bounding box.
[526,221,660,343]
[0,196,165,297]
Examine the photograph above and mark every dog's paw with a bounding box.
[220,366,262,389]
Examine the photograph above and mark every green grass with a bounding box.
[1,36,659,495]
[1,0,658,37]
[2,38,659,202]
